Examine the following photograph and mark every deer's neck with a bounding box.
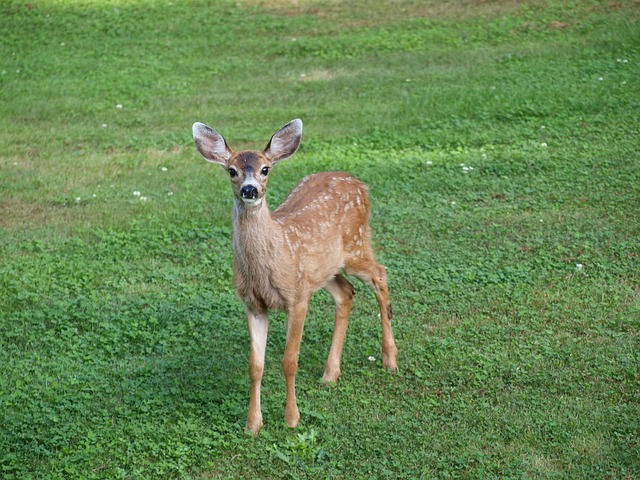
[232,198,284,265]
[232,198,292,310]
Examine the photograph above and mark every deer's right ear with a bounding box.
[192,122,233,165]
[264,119,303,163]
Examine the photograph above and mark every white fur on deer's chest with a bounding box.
[232,227,291,310]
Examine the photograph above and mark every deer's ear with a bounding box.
[192,122,233,165]
[264,119,303,163]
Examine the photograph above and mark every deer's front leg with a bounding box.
[282,301,309,428]
[246,308,269,436]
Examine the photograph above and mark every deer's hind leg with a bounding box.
[346,257,398,372]
[322,274,355,383]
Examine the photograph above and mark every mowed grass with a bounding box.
[1,0,639,478]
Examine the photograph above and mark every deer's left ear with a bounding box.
[264,119,303,163]
[193,122,233,166]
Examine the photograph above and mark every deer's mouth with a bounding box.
[241,197,263,207]
[239,183,264,208]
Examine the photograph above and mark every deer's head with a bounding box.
[192,119,303,209]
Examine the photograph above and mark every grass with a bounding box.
[1,0,639,478]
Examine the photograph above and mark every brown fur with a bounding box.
[192,119,398,436]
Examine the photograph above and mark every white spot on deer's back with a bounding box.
[284,232,295,255]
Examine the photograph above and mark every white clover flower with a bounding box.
[368,356,376,362]
[92,194,97,198]
[116,104,123,109]
[598,77,604,81]
[161,167,168,172]
[540,142,548,147]
[576,263,584,271]
[75,197,81,203]
[140,196,148,202]
[167,191,174,196]
[101,123,108,128]
[133,191,141,197]
[426,160,433,165]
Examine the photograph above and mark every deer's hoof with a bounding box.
[383,349,399,373]
[245,415,263,437]
[285,405,300,428]
[322,367,341,384]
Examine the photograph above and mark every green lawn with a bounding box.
[1,0,639,478]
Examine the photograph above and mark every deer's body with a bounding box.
[234,172,370,311]
[192,119,398,436]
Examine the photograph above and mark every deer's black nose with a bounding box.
[241,185,259,199]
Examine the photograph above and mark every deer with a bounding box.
[192,118,398,436]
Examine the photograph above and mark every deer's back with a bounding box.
[274,171,369,219]
[272,172,373,289]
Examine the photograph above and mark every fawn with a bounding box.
[192,119,398,436]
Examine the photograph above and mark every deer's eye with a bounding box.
[261,166,270,176]
[229,168,238,178]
